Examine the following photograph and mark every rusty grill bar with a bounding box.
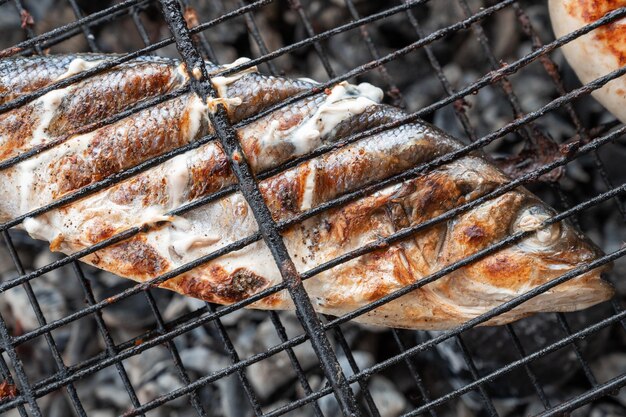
[0,1,624,417]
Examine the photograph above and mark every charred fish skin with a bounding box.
[0,54,614,330]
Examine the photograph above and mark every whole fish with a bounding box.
[0,54,613,329]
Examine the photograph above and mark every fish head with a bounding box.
[436,167,614,318]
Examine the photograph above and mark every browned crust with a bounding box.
[318,247,413,308]
[260,165,310,218]
[163,265,268,304]
[0,380,18,400]
[188,143,234,200]
[89,236,170,279]
[0,104,38,159]
[565,0,626,65]
[47,64,181,137]
[110,176,170,207]
[0,78,55,106]
[49,96,197,198]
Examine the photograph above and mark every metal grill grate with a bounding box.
[0,1,625,416]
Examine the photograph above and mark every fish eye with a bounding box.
[512,206,561,248]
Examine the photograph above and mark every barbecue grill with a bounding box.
[0,0,625,416]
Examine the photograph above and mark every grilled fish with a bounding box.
[0,54,614,329]
[549,0,626,124]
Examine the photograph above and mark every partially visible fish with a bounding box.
[0,54,614,329]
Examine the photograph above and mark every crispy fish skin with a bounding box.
[0,54,187,160]
[0,54,614,330]
[549,1,626,123]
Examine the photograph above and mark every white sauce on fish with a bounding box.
[23,215,58,242]
[56,58,104,81]
[300,163,317,211]
[18,155,44,214]
[186,94,210,140]
[141,206,174,226]
[169,218,222,256]
[14,90,208,247]
[205,96,243,113]
[166,153,191,209]
[211,57,259,98]
[262,81,384,155]
[217,241,280,283]
[30,88,69,147]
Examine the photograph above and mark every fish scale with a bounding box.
[0,54,180,105]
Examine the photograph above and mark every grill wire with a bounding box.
[0,0,625,416]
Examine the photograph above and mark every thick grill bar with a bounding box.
[0,1,624,417]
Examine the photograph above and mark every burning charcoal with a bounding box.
[180,339,249,416]
[127,347,186,408]
[161,295,194,321]
[62,317,99,367]
[337,351,375,381]
[0,275,67,332]
[89,367,132,409]
[33,250,83,301]
[405,71,448,113]
[589,402,626,417]
[318,351,375,416]
[452,400,478,417]
[265,400,315,417]
[93,272,173,330]
[180,346,227,375]
[2,231,44,271]
[219,308,258,327]
[591,353,626,407]
[138,372,186,408]
[245,313,319,399]
[369,376,408,417]
[45,392,72,417]
[525,390,593,417]
[0,245,14,277]
[127,346,170,384]
[216,374,253,417]
[427,305,612,401]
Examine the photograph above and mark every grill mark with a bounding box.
[169,266,268,304]
[102,236,170,278]
[188,144,235,201]
[260,166,309,220]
